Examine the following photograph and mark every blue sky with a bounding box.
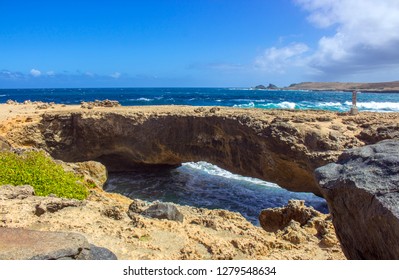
[1,0,399,88]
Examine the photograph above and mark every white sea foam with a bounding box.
[129,97,153,102]
[0,94,6,97]
[182,161,280,189]
[277,101,296,109]
[317,102,342,107]
[228,87,252,91]
[259,101,296,109]
[344,101,399,112]
[233,101,255,108]
[232,98,266,102]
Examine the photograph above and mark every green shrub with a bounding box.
[0,150,88,200]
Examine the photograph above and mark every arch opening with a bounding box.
[104,161,328,225]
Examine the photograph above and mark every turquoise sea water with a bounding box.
[2,88,398,224]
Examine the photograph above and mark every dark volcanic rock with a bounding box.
[0,228,118,260]
[315,139,399,259]
[142,202,184,222]
[0,227,91,260]
[89,244,118,260]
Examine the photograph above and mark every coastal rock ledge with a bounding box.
[315,140,399,259]
[2,105,398,195]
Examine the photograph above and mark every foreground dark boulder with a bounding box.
[0,227,117,260]
[315,140,399,259]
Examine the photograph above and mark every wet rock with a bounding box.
[315,139,399,259]
[142,202,184,222]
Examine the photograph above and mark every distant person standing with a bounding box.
[350,90,358,115]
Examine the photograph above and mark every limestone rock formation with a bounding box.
[0,184,35,199]
[315,139,399,259]
[35,196,84,216]
[60,160,108,189]
[80,99,121,109]
[259,200,322,232]
[2,106,398,195]
[127,199,148,216]
[259,200,339,248]
[0,136,11,151]
[0,184,344,259]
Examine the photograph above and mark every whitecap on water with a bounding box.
[105,161,328,225]
[344,101,399,112]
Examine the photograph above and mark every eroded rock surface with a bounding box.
[315,140,399,259]
[0,185,344,260]
[2,106,398,195]
[259,200,339,248]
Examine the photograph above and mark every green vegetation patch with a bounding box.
[0,150,88,200]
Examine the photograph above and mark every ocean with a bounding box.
[2,87,398,224]
[1,87,399,112]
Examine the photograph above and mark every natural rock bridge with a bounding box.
[4,106,399,195]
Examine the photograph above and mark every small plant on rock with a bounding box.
[0,150,88,200]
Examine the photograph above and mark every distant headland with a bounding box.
[253,81,399,93]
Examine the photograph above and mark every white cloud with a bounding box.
[294,0,399,77]
[30,69,42,77]
[0,70,24,80]
[46,71,55,76]
[110,72,121,79]
[85,72,95,77]
[254,43,309,73]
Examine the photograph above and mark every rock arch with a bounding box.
[7,107,399,195]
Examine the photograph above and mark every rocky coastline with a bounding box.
[253,81,399,93]
[1,102,398,259]
[284,81,399,93]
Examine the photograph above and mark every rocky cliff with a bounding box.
[315,140,399,259]
[286,81,399,92]
[1,105,398,195]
